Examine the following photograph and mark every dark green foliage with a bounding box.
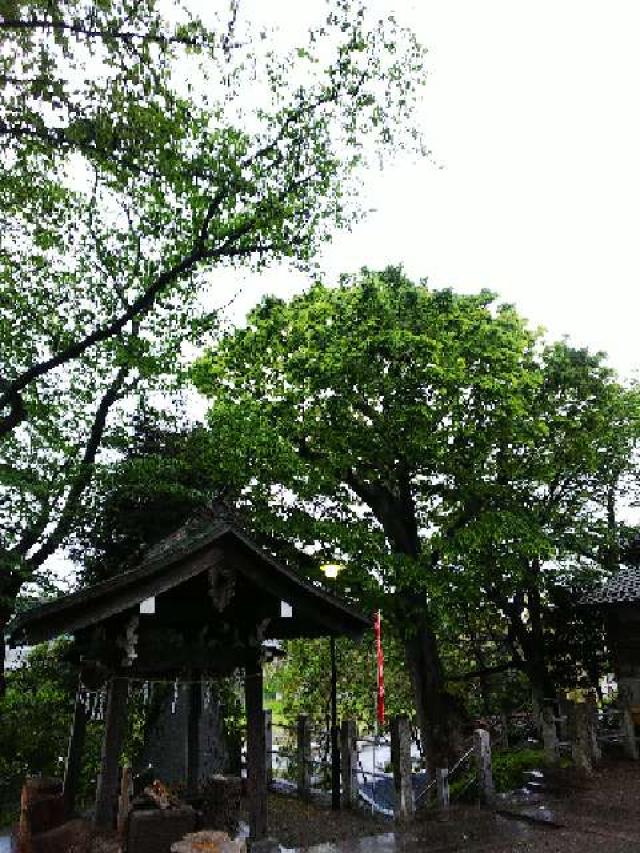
[449,747,566,803]
[267,630,414,734]
[71,415,223,582]
[192,267,640,735]
[0,641,96,822]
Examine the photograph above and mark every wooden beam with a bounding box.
[244,651,267,841]
[14,547,225,645]
[94,678,129,831]
[230,544,367,638]
[63,684,88,818]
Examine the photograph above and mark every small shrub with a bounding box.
[449,746,552,803]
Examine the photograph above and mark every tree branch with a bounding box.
[0,381,26,435]
[0,18,206,48]
[23,366,128,572]
[345,469,420,557]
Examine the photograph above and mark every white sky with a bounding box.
[204,0,640,380]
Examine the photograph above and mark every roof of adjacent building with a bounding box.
[7,505,371,648]
[583,565,640,606]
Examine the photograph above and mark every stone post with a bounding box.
[557,697,570,743]
[585,692,601,763]
[541,705,560,763]
[569,702,592,773]
[390,715,415,822]
[499,712,509,749]
[296,714,311,800]
[116,764,132,837]
[340,719,358,808]
[473,729,495,806]
[264,710,273,787]
[531,691,542,737]
[436,768,450,809]
[621,706,639,760]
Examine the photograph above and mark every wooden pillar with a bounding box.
[436,768,450,809]
[63,685,88,818]
[340,719,358,808]
[329,636,340,811]
[245,652,267,841]
[391,715,415,822]
[473,729,495,806]
[264,709,273,787]
[296,714,311,800]
[94,677,129,831]
[186,680,202,796]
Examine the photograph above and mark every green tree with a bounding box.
[269,631,415,735]
[69,412,223,583]
[443,346,640,705]
[1,2,425,685]
[1,0,425,437]
[0,641,80,816]
[192,267,540,768]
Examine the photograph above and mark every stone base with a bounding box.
[17,776,66,852]
[199,776,242,831]
[30,819,93,853]
[127,806,196,853]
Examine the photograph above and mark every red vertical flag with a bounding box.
[374,610,385,725]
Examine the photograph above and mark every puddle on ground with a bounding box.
[276,818,544,852]
[281,834,397,853]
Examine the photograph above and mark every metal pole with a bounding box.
[330,635,341,810]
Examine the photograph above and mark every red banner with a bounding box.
[374,610,385,725]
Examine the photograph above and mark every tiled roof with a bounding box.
[584,566,640,605]
[7,502,371,647]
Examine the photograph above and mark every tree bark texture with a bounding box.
[402,605,455,771]
[346,470,456,771]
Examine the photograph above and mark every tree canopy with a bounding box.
[192,267,639,764]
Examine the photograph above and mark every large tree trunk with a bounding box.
[345,471,457,770]
[402,607,454,771]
